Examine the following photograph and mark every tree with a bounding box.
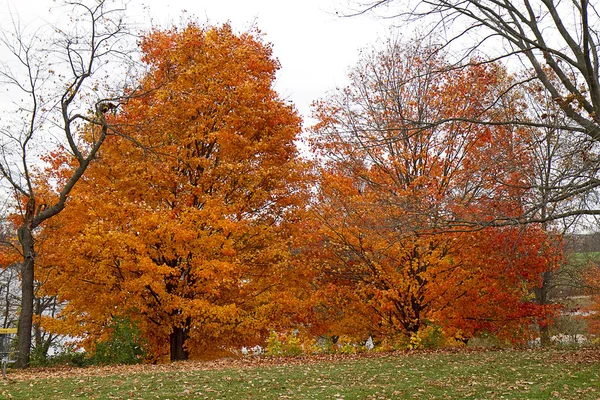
[0,220,20,330]
[310,39,560,344]
[36,23,313,361]
[351,0,600,223]
[584,259,600,336]
[518,79,595,345]
[347,0,600,346]
[0,266,20,330]
[0,0,136,367]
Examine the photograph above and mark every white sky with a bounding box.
[135,0,396,124]
[1,0,397,125]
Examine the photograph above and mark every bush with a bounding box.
[30,344,88,368]
[92,317,146,365]
[408,326,449,349]
[265,331,315,357]
[336,335,358,354]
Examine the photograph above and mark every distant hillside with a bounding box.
[564,233,600,253]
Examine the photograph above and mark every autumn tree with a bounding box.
[310,39,561,344]
[350,0,600,224]
[36,23,313,361]
[344,0,600,345]
[0,0,136,367]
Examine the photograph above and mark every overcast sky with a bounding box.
[135,0,396,123]
[1,0,396,125]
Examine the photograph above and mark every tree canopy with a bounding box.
[35,23,313,361]
[309,40,561,344]
[0,3,586,364]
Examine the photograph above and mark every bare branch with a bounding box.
[0,0,139,367]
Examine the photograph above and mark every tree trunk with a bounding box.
[3,268,14,328]
[16,225,34,368]
[535,270,553,347]
[169,327,188,362]
[539,323,551,347]
[34,297,41,348]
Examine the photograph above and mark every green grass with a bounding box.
[568,252,600,264]
[1,348,599,399]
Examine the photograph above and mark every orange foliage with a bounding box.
[309,41,561,344]
[32,33,565,357]
[583,264,600,335]
[36,23,313,361]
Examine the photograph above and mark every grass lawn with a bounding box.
[1,348,599,399]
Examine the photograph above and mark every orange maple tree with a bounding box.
[35,23,313,361]
[309,40,562,345]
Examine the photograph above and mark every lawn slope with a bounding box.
[2,348,599,399]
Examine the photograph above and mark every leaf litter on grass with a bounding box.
[1,348,600,400]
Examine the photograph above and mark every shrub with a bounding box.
[336,335,358,354]
[265,331,314,357]
[92,317,146,365]
[30,344,88,367]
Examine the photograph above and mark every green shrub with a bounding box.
[92,317,146,365]
[265,331,283,356]
[410,325,449,349]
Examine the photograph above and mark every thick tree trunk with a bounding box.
[16,225,35,368]
[169,327,189,362]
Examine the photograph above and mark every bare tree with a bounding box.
[525,120,576,345]
[350,0,600,223]
[0,265,21,330]
[0,218,20,330]
[32,292,62,363]
[0,0,137,367]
